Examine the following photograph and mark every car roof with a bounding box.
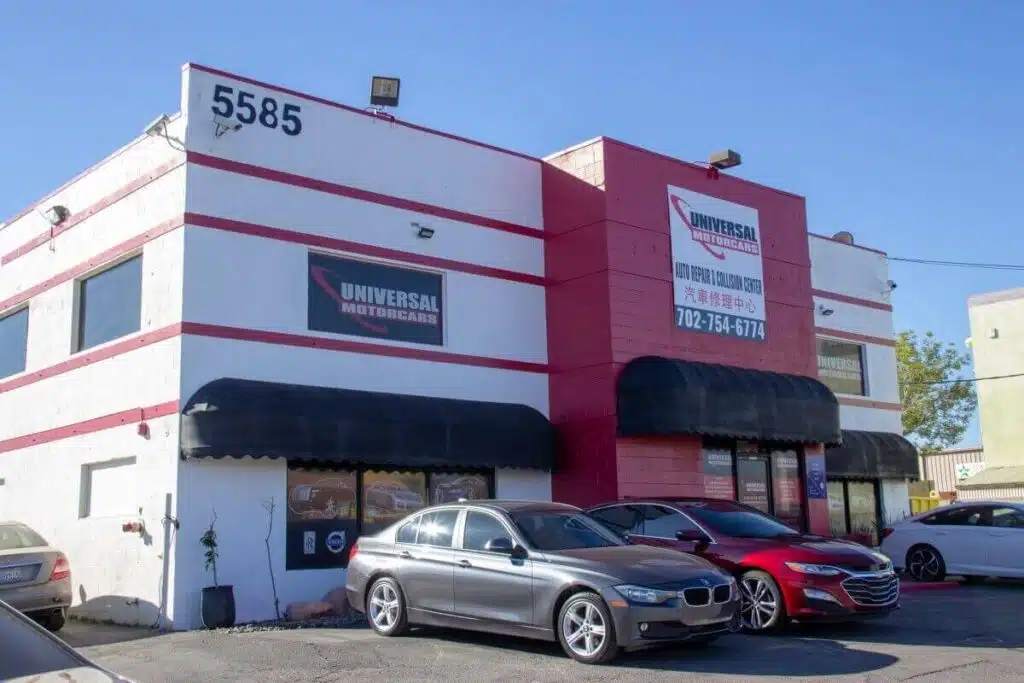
[591,497,745,507]
[458,500,581,514]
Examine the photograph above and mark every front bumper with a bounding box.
[601,585,741,651]
[0,577,72,616]
[784,570,900,622]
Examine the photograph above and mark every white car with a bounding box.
[880,501,1024,583]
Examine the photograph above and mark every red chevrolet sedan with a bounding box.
[586,498,899,632]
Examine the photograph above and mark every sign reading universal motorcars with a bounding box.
[667,185,767,341]
[308,252,444,345]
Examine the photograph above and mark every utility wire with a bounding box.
[900,371,1024,386]
[888,255,1024,271]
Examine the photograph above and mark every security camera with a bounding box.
[144,114,170,137]
[817,305,835,316]
[887,280,898,291]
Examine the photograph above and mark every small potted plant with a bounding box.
[199,514,235,628]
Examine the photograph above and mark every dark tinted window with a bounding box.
[990,507,1024,529]
[415,510,458,548]
[680,501,798,539]
[76,256,143,352]
[463,511,509,551]
[0,602,88,681]
[588,505,642,536]
[396,517,420,544]
[921,507,986,526]
[511,511,625,550]
[0,524,48,551]
[0,307,29,379]
[639,505,699,537]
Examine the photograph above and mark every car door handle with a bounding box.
[459,559,472,567]
[936,531,948,536]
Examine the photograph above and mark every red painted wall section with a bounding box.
[804,444,831,534]
[616,436,705,499]
[543,142,619,507]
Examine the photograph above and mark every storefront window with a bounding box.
[828,482,849,536]
[847,481,879,544]
[286,466,494,571]
[285,469,358,571]
[771,449,804,530]
[362,471,428,535]
[736,454,771,514]
[701,443,736,500]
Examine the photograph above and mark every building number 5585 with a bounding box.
[210,84,302,137]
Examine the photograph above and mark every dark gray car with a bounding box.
[345,500,740,664]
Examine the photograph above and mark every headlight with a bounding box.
[614,585,676,604]
[785,562,842,576]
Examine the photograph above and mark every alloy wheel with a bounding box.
[740,576,779,630]
[907,547,941,582]
[561,600,607,658]
[369,582,400,631]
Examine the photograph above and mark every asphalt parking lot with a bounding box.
[70,582,1024,683]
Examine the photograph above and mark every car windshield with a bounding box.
[679,502,799,539]
[0,601,89,680]
[0,524,48,551]
[510,511,626,550]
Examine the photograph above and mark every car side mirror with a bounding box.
[484,537,514,553]
[676,529,711,545]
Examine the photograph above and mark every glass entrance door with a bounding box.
[736,455,771,514]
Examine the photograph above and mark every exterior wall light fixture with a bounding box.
[413,222,435,239]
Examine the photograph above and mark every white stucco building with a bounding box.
[0,63,914,629]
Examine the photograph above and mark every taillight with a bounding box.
[880,528,894,541]
[50,554,70,582]
[348,541,359,563]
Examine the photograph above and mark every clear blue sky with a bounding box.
[3,2,1021,446]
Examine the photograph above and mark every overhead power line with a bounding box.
[887,256,1024,271]
[900,371,1024,386]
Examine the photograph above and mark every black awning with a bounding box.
[826,429,919,480]
[616,356,841,445]
[180,378,554,470]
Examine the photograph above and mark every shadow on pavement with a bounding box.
[409,626,897,677]
[59,619,161,648]
[799,582,1024,650]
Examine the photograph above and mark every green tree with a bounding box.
[897,330,977,453]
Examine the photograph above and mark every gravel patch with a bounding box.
[222,612,367,633]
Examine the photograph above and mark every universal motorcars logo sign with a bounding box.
[667,186,767,341]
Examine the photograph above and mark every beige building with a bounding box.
[959,287,1024,500]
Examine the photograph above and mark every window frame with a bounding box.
[0,305,30,380]
[72,253,144,353]
[457,509,519,554]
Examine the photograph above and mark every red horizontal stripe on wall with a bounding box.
[812,289,893,312]
[816,327,896,347]
[0,401,179,454]
[0,216,185,315]
[180,322,550,374]
[1,158,184,265]
[0,324,182,394]
[188,64,539,163]
[186,152,545,241]
[184,213,546,287]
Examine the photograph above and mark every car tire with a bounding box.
[365,577,410,637]
[905,545,946,582]
[556,592,619,664]
[739,570,786,633]
[44,610,66,632]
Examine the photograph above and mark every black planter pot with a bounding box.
[200,585,236,629]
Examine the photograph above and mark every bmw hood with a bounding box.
[546,545,725,585]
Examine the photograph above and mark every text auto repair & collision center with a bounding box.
[0,63,918,629]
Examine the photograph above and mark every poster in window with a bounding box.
[362,471,427,535]
[430,473,490,505]
[701,445,736,500]
[286,469,358,570]
[816,338,866,396]
[736,455,771,513]
[771,449,803,529]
